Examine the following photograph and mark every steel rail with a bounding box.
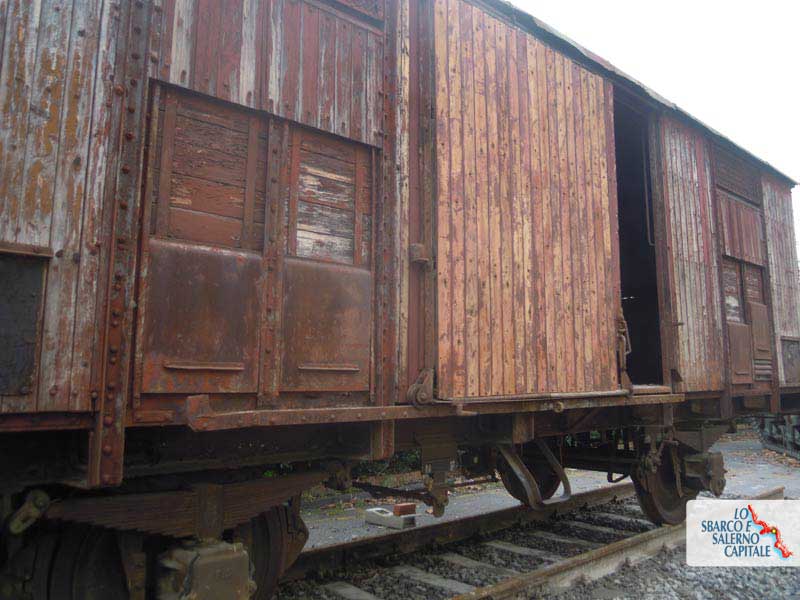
[283,482,635,581]
[454,486,786,600]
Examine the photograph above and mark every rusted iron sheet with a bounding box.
[155,0,383,146]
[763,175,800,384]
[139,239,262,394]
[433,0,620,399]
[281,258,372,391]
[718,189,765,266]
[655,116,724,392]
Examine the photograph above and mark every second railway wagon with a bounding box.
[1,0,798,597]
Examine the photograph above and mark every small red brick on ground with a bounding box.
[393,503,416,516]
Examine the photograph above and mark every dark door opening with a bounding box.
[615,98,663,384]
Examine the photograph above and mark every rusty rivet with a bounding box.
[102,474,113,484]
[111,309,121,317]
[125,131,134,140]
[91,390,99,399]
[55,249,64,258]
[130,78,137,87]
[77,29,85,37]
[107,383,115,391]
[106,393,114,401]
[114,284,121,291]
[131,51,140,59]
[103,415,114,426]
[111,319,119,327]
[133,26,142,35]
[110,346,118,353]
[109,357,117,364]
[120,201,128,209]
[73,155,82,169]
[127,106,135,113]
[121,165,130,174]
[49,386,58,396]
[114,84,125,96]
[102,445,113,456]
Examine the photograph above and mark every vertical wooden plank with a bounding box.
[602,80,619,388]
[169,0,195,86]
[472,7,491,396]
[516,30,533,393]
[572,63,589,390]
[434,0,451,397]
[579,69,598,390]
[496,22,515,394]
[353,146,365,266]
[545,48,563,390]
[527,39,545,392]
[587,74,608,387]
[364,31,378,146]
[563,58,582,391]
[286,128,301,255]
[71,0,130,411]
[349,24,364,140]
[596,77,614,388]
[485,16,503,395]
[281,0,302,121]
[266,0,284,114]
[335,18,352,138]
[507,27,526,393]
[446,0,466,397]
[239,0,260,107]
[459,1,479,396]
[38,0,107,410]
[317,9,335,132]
[18,0,74,250]
[193,0,221,95]
[564,60,586,391]
[216,0,243,102]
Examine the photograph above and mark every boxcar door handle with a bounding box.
[163,361,245,371]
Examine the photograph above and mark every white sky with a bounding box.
[508,0,800,254]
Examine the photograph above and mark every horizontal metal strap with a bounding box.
[163,361,245,372]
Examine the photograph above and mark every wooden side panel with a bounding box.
[728,322,753,385]
[0,0,122,412]
[433,0,620,398]
[657,116,724,392]
[719,189,765,266]
[763,175,800,384]
[157,0,383,146]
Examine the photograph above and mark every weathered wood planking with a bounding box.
[433,0,620,398]
[0,0,124,412]
[718,189,765,266]
[763,176,800,384]
[156,0,383,146]
[656,116,724,393]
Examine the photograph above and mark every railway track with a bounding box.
[277,484,785,600]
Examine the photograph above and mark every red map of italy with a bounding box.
[748,505,793,559]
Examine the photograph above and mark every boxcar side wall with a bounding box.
[432,0,621,399]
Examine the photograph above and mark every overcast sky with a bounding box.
[508,0,800,253]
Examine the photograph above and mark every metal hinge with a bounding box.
[407,368,434,406]
[409,243,432,270]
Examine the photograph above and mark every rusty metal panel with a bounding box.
[140,239,262,394]
[763,175,800,384]
[433,0,620,398]
[656,116,724,392]
[281,257,372,391]
[155,0,383,146]
[728,322,753,385]
[718,189,765,266]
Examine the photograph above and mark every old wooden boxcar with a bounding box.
[0,0,797,596]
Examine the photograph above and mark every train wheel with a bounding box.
[632,452,697,526]
[233,508,287,600]
[21,526,128,600]
[497,444,562,504]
